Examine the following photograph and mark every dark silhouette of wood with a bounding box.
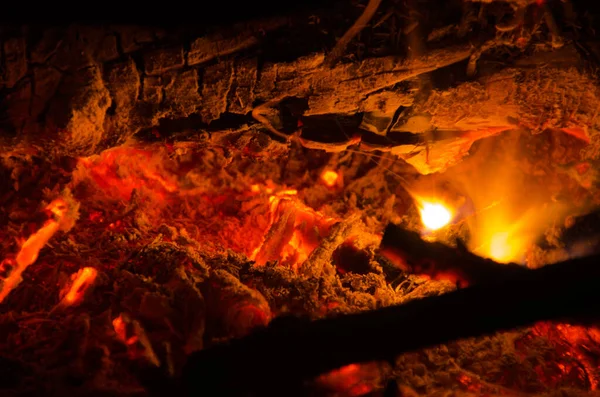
[380,223,531,286]
[177,225,600,396]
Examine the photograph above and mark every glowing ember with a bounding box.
[419,201,452,231]
[60,267,98,306]
[0,198,75,303]
[76,146,179,201]
[316,363,381,396]
[251,190,338,270]
[113,315,138,345]
[321,170,339,187]
[112,313,160,366]
[17,199,68,267]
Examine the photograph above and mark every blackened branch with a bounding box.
[179,224,600,396]
[380,223,530,286]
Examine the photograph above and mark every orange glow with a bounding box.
[76,146,178,201]
[441,130,577,264]
[112,313,160,366]
[317,363,380,396]
[532,322,600,390]
[467,201,568,264]
[464,201,557,264]
[280,230,309,267]
[415,198,453,231]
[321,170,339,187]
[61,267,98,306]
[487,232,515,263]
[112,314,138,345]
[0,198,73,303]
[251,190,338,270]
[16,199,67,268]
[279,189,298,196]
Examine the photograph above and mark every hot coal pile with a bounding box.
[2,1,600,396]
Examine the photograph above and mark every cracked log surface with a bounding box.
[0,21,468,152]
[1,0,600,176]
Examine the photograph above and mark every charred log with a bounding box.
[1,0,597,177]
[180,247,600,396]
[379,223,530,286]
[2,2,600,397]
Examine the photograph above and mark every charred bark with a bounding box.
[1,0,595,176]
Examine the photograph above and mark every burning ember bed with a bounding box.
[3,1,600,396]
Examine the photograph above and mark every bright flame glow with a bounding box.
[441,130,578,264]
[488,232,513,263]
[419,201,452,231]
[321,170,339,187]
[472,214,541,264]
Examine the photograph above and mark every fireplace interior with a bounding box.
[3,1,600,396]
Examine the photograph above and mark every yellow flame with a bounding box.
[418,201,452,231]
[440,130,577,264]
[470,209,552,264]
[488,232,513,263]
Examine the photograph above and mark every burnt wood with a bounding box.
[379,224,531,286]
[177,227,600,396]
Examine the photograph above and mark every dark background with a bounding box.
[2,0,344,25]
[2,0,599,29]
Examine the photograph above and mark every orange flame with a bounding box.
[437,130,580,264]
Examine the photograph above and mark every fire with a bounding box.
[251,189,338,270]
[60,267,98,306]
[488,232,512,262]
[17,199,68,268]
[113,315,138,345]
[321,170,339,187]
[0,197,76,303]
[439,130,580,265]
[316,363,382,396]
[112,313,160,366]
[418,200,452,231]
[76,146,179,201]
[464,198,570,264]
